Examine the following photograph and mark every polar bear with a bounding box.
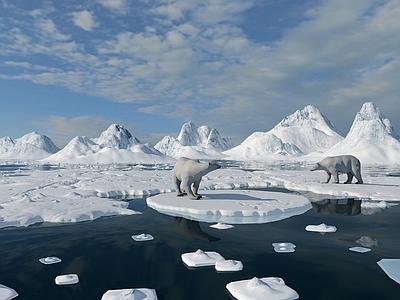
[173,157,221,200]
[310,155,363,184]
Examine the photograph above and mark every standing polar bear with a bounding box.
[173,157,221,200]
[310,155,363,184]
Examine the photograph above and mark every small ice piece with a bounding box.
[39,256,62,265]
[226,277,299,300]
[132,233,154,241]
[349,246,371,253]
[356,236,381,247]
[210,222,234,230]
[305,223,337,233]
[272,242,296,253]
[55,274,79,285]
[0,284,18,300]
[215,259,243,272]
[101,288,158,300]
[181,249,225,267]
[377,259,400,284]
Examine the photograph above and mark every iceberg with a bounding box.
[272,242,296,253]
[55,274,79,285]
[39,256,62,265]
[132,233,154,242]
[210,222,234,230]
[215,259,243,272]
[226,277,299,300]
[101,288,158,300]
[181,249,225,267]
[305,223,337,233]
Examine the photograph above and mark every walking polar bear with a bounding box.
[310,155,363,184]
[173,157,221,200]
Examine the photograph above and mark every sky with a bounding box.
[1,0,399,148]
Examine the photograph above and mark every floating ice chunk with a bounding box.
[305,223,337,233]
[349,247,371,253]
[215,259,243,272]
[181,249,225,267]
[39,256,62,265]
[377,259,400,284]
[226,277,299,300]
[55,274,79,285]
[0,284,18,300]
[272,242,296,253]
[101,288,158,300]
[132,233,154,241]
[210,222,234,230]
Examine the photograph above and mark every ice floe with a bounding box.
[349,247,371,253]
[272,242,296,253]
[39,256,62,264]
[181,249,225,267]
[377,259,400,284]
[55,274,79,285]
[0,284,18,300]
[101,288,158,300]
[132,233,154,241]
[215,259,243,272]
[226,277,299,300]
[147,190,311,224]
[305,223,337,233]
[0,165,399,229]
[210,222,234,230]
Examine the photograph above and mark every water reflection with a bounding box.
[171,217,220,242]
[311,199,361,216]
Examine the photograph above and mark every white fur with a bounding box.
[310,155,363,184]
[173,157,221,199]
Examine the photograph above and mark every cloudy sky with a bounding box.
[1,0,399,148]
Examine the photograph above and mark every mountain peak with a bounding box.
[275,105,337,133]
[93,124,139,149]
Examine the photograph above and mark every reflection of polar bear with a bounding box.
[310,155,363,184]
[173,157,221,200]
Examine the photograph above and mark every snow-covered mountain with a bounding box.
[223,131,303,160]
[223,105,342,161]
[155,122,234,159]
[0,132,59,160]
[43,124,173,164]
[271,105,343,154]
[322,102,400,164]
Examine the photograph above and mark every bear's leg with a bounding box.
[192,179,202,199]
[354,170,363,184]
[324,172,332,183]
[332,172,339,184]
[173,175,185,196]
[183,180,200,200]
[344,173,353,184]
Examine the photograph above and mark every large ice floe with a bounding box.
[226,277,299,300]
[101,288,158,300]
[147,190,311,224]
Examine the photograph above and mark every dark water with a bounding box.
[1,194,400,300]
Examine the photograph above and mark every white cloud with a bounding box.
[97,0,127,12]
[71,10,98,31]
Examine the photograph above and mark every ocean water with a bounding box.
[1,191,399,300]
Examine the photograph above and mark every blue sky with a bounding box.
[1,0,399,148]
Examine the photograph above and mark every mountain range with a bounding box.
[0,102,399,164]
